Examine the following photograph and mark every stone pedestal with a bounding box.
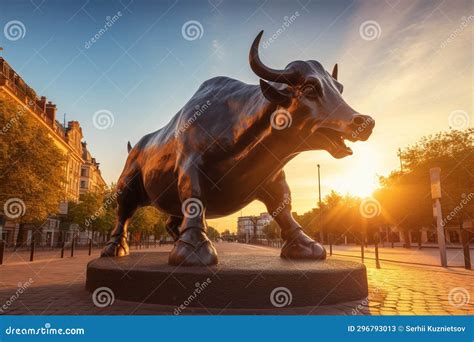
[86,252,368,309]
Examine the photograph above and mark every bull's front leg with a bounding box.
[168,157,218,266]
[257,171,326,260]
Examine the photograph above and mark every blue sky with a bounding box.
[1,0,353,173]
[1,0,472,230]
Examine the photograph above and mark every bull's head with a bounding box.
[249,31,375,159]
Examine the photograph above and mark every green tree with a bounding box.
[325,192,362,243]
[207,226,220,241]
[0,98,66,247]
[68,192,104,229]
[129,206,167,243]
[262,220,280,240]
[93,186,119,238]
[376,129,474,247]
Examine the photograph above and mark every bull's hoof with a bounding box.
[100,235,129,257]
[280,228,326,260]
[169,229,218,266]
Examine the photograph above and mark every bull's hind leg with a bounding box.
[166,215,182,241]
[258,171,326,260]
[168,157,218,266]
[100,204,134,257]
[101,171,144,257]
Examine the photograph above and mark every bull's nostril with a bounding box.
[353,116,366,126]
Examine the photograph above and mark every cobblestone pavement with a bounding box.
[0,242,472,315]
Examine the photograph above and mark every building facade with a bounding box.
[0,57,106,246]
[237,213,272,242]
[80,142,106,195]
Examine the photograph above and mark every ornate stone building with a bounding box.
[237,213,272,242]
[0,57,106,246]
[80,142,106,195]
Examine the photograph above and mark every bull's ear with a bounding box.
[332,64,338,80]
[259,79,291,107]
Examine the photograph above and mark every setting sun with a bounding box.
[330,144,381,197]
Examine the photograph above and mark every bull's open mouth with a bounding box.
[315,128,353,158]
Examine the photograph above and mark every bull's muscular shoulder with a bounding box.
[174,76,261,139]
[178,76,247,124]
[196,76,255,100]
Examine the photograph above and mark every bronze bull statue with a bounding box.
[101,31,375,266]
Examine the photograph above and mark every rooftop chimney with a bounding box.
[45,101,56,125]
[37,96,47,112]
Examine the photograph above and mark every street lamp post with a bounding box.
[317,164,323,243]
[430,167,447,267]
[397,148,403,172]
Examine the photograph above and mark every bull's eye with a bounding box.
[301,82,322,99]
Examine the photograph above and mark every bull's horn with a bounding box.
[249,30,301,85]
[332,64,338,80]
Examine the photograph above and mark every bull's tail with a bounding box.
[127,141,132,153]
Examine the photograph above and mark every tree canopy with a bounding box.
[0,98,66,226]
[129,206,167,239]
[262,129,473,244]
[376,129,473,231]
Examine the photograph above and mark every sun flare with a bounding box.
[331,144,380,198]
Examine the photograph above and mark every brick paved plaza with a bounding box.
[0,242,472,315]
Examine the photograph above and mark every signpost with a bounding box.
[430,167,447,267]
[317,164,323,244]
[59,201,68,215]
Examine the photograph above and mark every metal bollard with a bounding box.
[360,241,364,262]
[329,233,333,256]
[60,241,65,258]
[30,237,35,262]
[88,238,92,256]
[460,227,471,270]
[374,232,381,269]
[70,238,75,257]
[0,240,5,265]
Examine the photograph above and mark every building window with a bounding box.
[80,180,86,189]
